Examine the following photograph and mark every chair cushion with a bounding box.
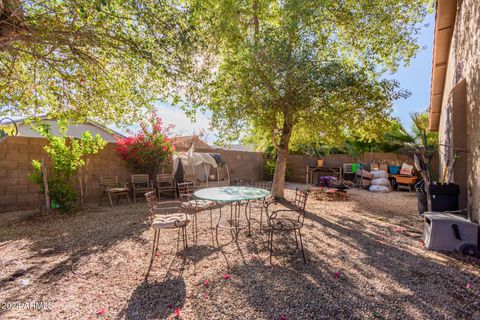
[109,187,129,193]
[181,200,217,211]
[269,218,302,230]
[152,213,191,229]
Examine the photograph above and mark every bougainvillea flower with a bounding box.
[223,273,231,280]
[334,271,341,279]
[175,307,181,318]
[96,308,106,315]
[466,282,473,289]
[203,279,209,287]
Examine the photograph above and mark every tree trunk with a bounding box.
[271,114,293,198]
[271,147,289,198]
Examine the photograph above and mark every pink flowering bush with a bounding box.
[116,111,175,176]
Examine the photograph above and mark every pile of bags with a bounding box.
[368,170,391,193]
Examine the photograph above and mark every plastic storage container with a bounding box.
[388,165,400,174]
[423,212,478,253]
[429,183,460,212]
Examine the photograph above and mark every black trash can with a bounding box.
[416,180,427,215]
[429,183,460,212]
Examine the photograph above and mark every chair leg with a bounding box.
[107,191,114,208]
[259,207,263,233]
[151,229,159,262]
[126,193,131,206]
[269,229,274,264]
[298,229,306,263]
[294,229,299,249]
[133,191,137,203]
[209,209,215,247]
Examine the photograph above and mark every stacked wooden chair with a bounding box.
[99,176,130,207]
[131,174,155,203]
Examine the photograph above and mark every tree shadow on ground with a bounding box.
[121,276,186,320]
[299,208,480,319]
[0,203,150,285]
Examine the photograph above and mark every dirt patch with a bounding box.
[1,187,479,319]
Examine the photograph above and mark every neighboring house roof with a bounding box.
[171,135,213,150]
[222,144,256,152]
[428,0,457,131]
[12,117,125,143]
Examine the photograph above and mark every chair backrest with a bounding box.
[343,163,354,174]
[177,181,194,199]
[145,191,157,219]
[157,174,174,187]
[132,174,150,188]
[254,181,272,191]
[293,188,308,212]
[100,176,119,188]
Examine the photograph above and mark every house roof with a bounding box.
[171,135,213,150]
[428,0,457,131]
[13,116,126,138]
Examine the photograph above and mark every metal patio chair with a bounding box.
[145,191,190,262]
[266,188,309,263]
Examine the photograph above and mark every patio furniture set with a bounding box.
[99,173,179,208]
[143,180,309,264]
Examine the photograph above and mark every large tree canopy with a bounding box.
[180,0,432,196]
[0,0,192,123]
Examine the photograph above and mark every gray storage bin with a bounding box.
[422,212,478,252]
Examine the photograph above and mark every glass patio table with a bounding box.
[194,186,270,245]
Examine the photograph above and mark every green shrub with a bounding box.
[29,122,106,213]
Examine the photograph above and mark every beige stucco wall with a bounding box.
[437,0,480,222]
[17,120,120,143]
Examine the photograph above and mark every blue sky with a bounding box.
[153,14,435,143]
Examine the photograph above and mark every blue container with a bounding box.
[388,165,400,174]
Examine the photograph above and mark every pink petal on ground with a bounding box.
[203,279,209,287]
[96,308,106,315]
[223,273,231,280]
[167,304,174,309]
[419,239,425,246]
[395,228,402,233]
[155,251,161,257]
[251,255,258,260]
[466,282,473,289]
[279,315,287,320]
[175,307,181,317]
[334,271,341,279]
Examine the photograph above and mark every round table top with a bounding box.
[194,186,270,202]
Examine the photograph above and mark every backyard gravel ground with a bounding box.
[1,185,480,320]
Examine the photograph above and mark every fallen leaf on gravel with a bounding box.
[167,303,174,309]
